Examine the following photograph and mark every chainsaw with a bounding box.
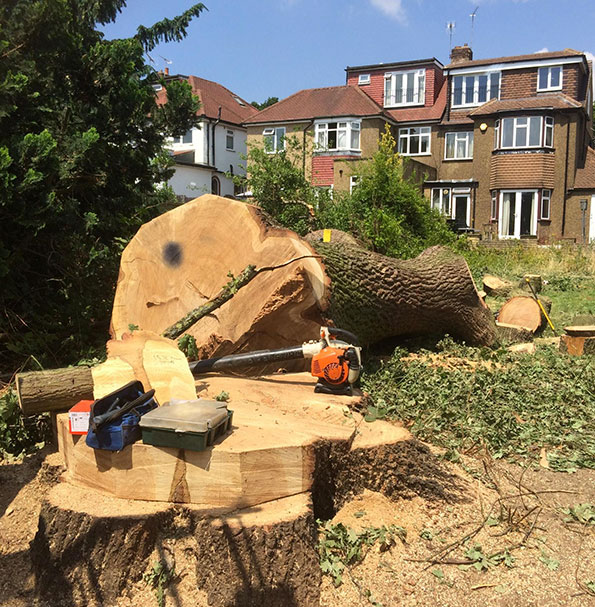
[189,326,362,395]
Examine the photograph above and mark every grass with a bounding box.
[362,338,595,472]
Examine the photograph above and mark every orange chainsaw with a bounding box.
[189,326,362,395]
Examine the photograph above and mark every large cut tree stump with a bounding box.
[111,194,496,354]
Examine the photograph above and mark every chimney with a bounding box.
[164,67,169,76]
[450,44,473,64]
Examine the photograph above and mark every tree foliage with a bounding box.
[0,1,205,369]
[250,96,279,110]
[317,127,456,257]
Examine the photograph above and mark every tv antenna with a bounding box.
[470,7,479,48]
[446,21,456,52]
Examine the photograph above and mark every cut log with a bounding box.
[483,274,513,298]
[520,274,542,293]
[495,321,534,343]
[497,296,543,333]
[111,195,496,352]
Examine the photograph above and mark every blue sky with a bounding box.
[101,0,595,104]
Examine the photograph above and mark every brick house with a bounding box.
[432,46,594,243]
[243,85,397,193]
[244,47,595,243]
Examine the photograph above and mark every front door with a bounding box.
[453,195,470,230]
[499,191,537,239]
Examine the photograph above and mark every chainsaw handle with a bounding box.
[325,327,359,346]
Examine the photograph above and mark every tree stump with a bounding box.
[483,274,513,298]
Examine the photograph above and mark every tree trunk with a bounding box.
[497,296,543,333]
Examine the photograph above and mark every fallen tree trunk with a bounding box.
[111,195,496,352]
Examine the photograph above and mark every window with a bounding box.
[263,127,285,153]
[226,130,234,151]
[350,175,359,194]
[541,189,551,220]
[495,116,554,149]
[491,191,498,220]
[445,131,474,159]
[315,121,360,152]
[431,188,451,216]
[538,66,562,91]
[211,176,220,196]
[398,126,431,155]
[180,129,193,144]
[384,69,425,106]
[451,72,500,107]
[358,74,371,85]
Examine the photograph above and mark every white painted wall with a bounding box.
[165,121,246,199]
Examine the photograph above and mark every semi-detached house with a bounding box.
[244,46,595,244]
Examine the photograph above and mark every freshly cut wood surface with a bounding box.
[497,296,542,332]
[57,372,411,509]
[483,274,513,298]
[110,194,328,360]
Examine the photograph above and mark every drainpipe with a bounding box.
[561,116,570,237]
[303,119,314,177]
[211,106,222,169]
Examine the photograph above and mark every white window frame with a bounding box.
[315,120,361,153]
[444,131,474,160]
[358,74,371,85]
[226,129,234,151]
[495,116,554,150]
[263,126,285,153]
[431,188,452,216]
[350,175,359,194]
[491,191,498,221]
[451,72,500,108]
[540,189,551,220]
[384,69,426,107]
[537,66,563,92]
[498,190,538,239]
[398,126,431,156]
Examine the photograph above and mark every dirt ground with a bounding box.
[1,441,594,607]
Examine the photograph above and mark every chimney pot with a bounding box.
[164,67,169,76]
[450,44,473,64]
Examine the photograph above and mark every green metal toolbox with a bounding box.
[139,399,233,451]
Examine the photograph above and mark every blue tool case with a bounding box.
[85,380,158,451]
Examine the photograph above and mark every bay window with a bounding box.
[495,116,554,149]
[315,120,360,152]
[445,131,474,159]
[263,127,285,153]
[451,72,500,107]
[384,69,425,107]
[398,126,431,155]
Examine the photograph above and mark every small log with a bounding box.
[483,274,513,298]
[495,321,534,343]
[559,334,595,355]
[16,367,94,415]
[497,296,542,333]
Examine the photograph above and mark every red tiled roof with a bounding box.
[441,110,474,126]
[243,86,385,124]
[574,147,595,189]
[469,94,583,116]
[385,80,447,123]
[156,75,258,125]
[446,48,585,70]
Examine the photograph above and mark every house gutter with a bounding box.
[211,106,222,168]
[303,119,314,176]
[562,116,570,236]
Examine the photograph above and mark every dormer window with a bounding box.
[384,69,425,107]
[358,74,371,85]
[451,72,500,107]
[538,66,562,91]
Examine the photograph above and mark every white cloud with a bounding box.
[534,47,549,54]
[369,0,407,23]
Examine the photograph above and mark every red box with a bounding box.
[68,400,93,434]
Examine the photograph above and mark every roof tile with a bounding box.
[574,147,595,189]
[446,48,584,70]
